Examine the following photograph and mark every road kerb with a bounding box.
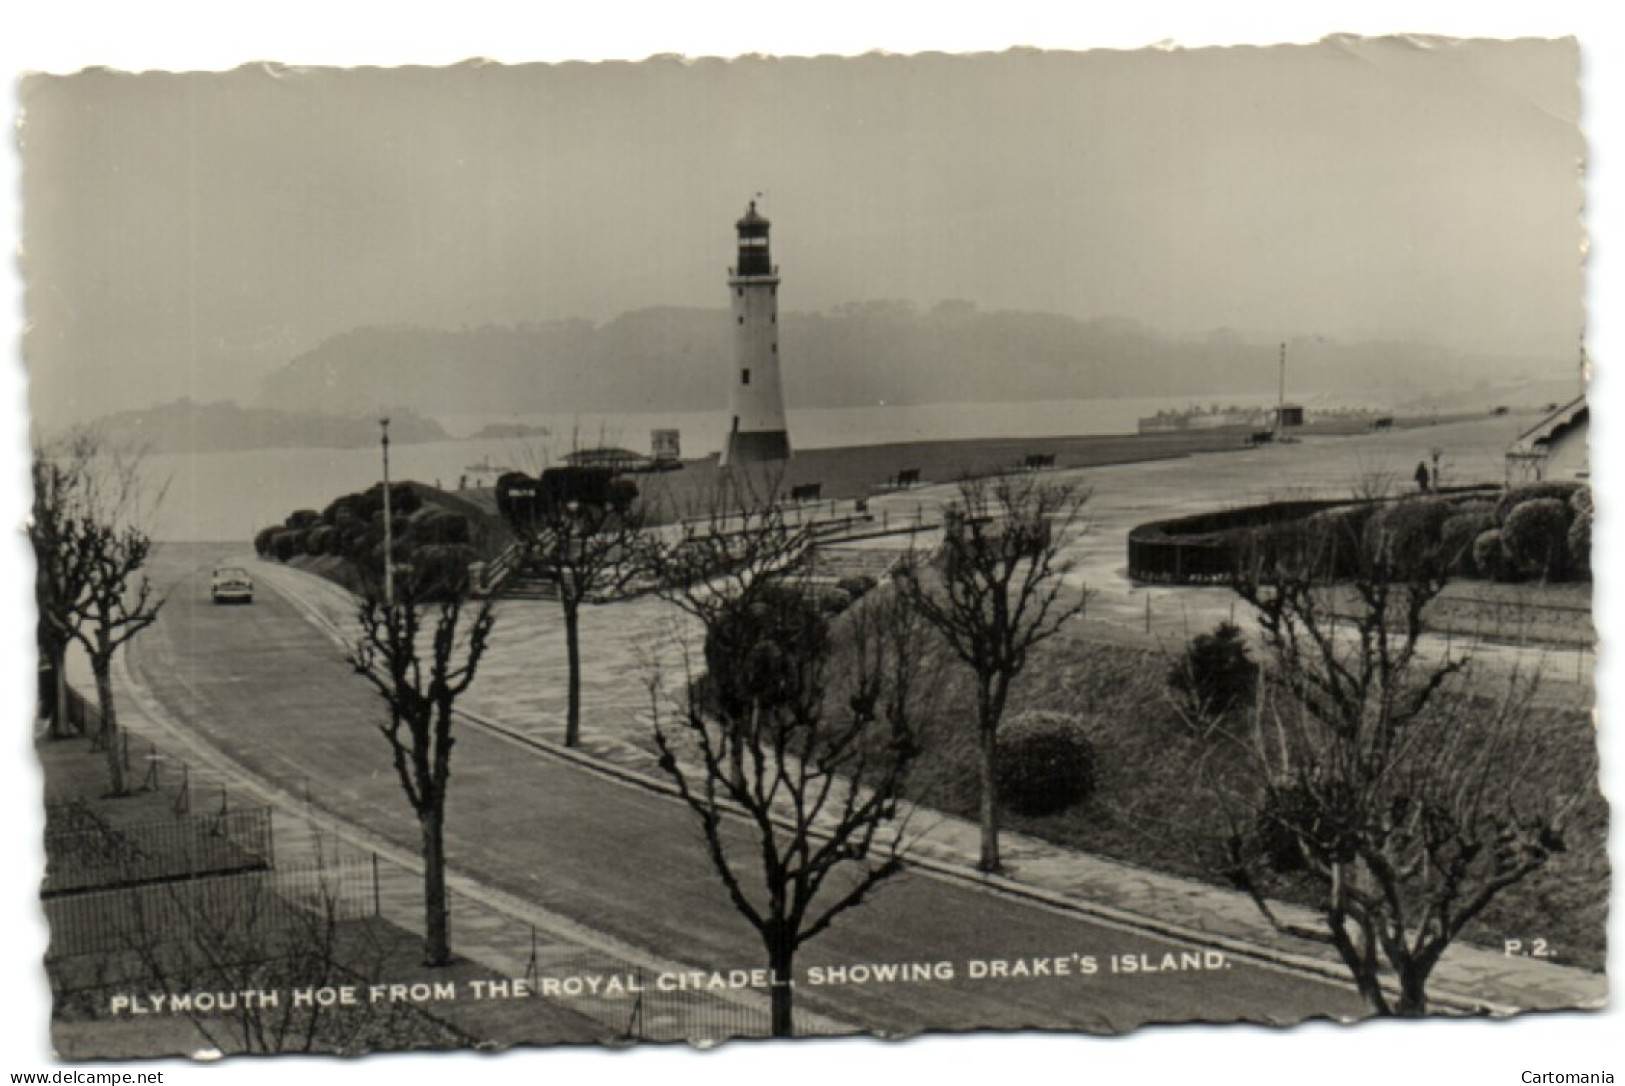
[256,556,1595,1020]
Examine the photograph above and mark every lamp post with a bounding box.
[1275,340,1286,440]
[380,416,394,608]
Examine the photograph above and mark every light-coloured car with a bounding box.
[210,565,255,605]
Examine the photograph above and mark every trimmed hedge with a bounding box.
[1362,497,1455,577]
[704,585,832,722]
[1473,528,1511,582]
[322,496,357,526]
[337,519,372,560]
[270,530,303,562]
[409,543,477,599]
[995,711,1097,817]
[347,483,422,523]
[1495,482,1581,525]
[1439,510,1495,577]
[305,524,338,556]
[1571,485,1593,519]
[415,510,472,546]
[1569,511,1591,579]
[1502,498,1572,580]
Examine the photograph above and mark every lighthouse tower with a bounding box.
[720,201,791,467]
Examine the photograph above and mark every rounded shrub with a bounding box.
[352,487,385,524]
[1362,497,1453,577]
[253,526,280,557]
[1439,510,1495,577]
[1570,485,1593,519]
[305,525,336,556]
[704,585,831,722]
[1502,498,1571,580]
[1299,503,1377,577]
[368,537,413,571]
[415,510,471,546]
[1451,498,1497,520]
[1315,502,1378,543]
[1472,528,1510,582]
[995,711,1097,817]
[390,484,423,516]
[270,530,302,562]
[366,512,415,542]
[409,543,477,599]
[1494,481,1581,525]
[338,519,372,559]
[322,495,358,526]
[352,483,421,521]
[1568,509,1591,580]
[1245,508,1361,580]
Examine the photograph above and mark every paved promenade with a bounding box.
[106,548,1381,1038]
[249,552,1604,1017]
[860,415,1593,698]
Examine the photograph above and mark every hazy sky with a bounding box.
[21,38,1583,427]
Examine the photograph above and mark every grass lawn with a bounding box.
[1425,580,1594,648]
[893,620,1608,973]
[39,731,609,1057]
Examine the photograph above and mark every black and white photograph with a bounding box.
[4,6,1620,1082]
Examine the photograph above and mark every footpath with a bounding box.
[69,647,842,1045]
[249,560,1606,1018]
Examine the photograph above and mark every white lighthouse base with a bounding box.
[720,430,792,468]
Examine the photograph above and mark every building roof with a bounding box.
[1506,394,1588,480]
[563,446,647,469]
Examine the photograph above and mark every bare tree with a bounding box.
[348,572,495,967]
[641,471,822,788]
[30,436,97,738]
[893,475,1089,873]
[506,467,644,747]
[648,579,934,1037]
[33,434,167,794]
[1207,510,1572,1016]
[641,467,817,611]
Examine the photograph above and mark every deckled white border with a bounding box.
[2,4,1617,1083]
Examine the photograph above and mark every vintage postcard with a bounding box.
[19,38,1603,1060]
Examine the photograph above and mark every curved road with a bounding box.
[126,544,1368,1037]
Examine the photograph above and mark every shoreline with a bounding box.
[162,408,1517,544]
[163,427,1254,544]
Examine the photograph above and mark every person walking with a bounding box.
[1414,460,1431,492]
